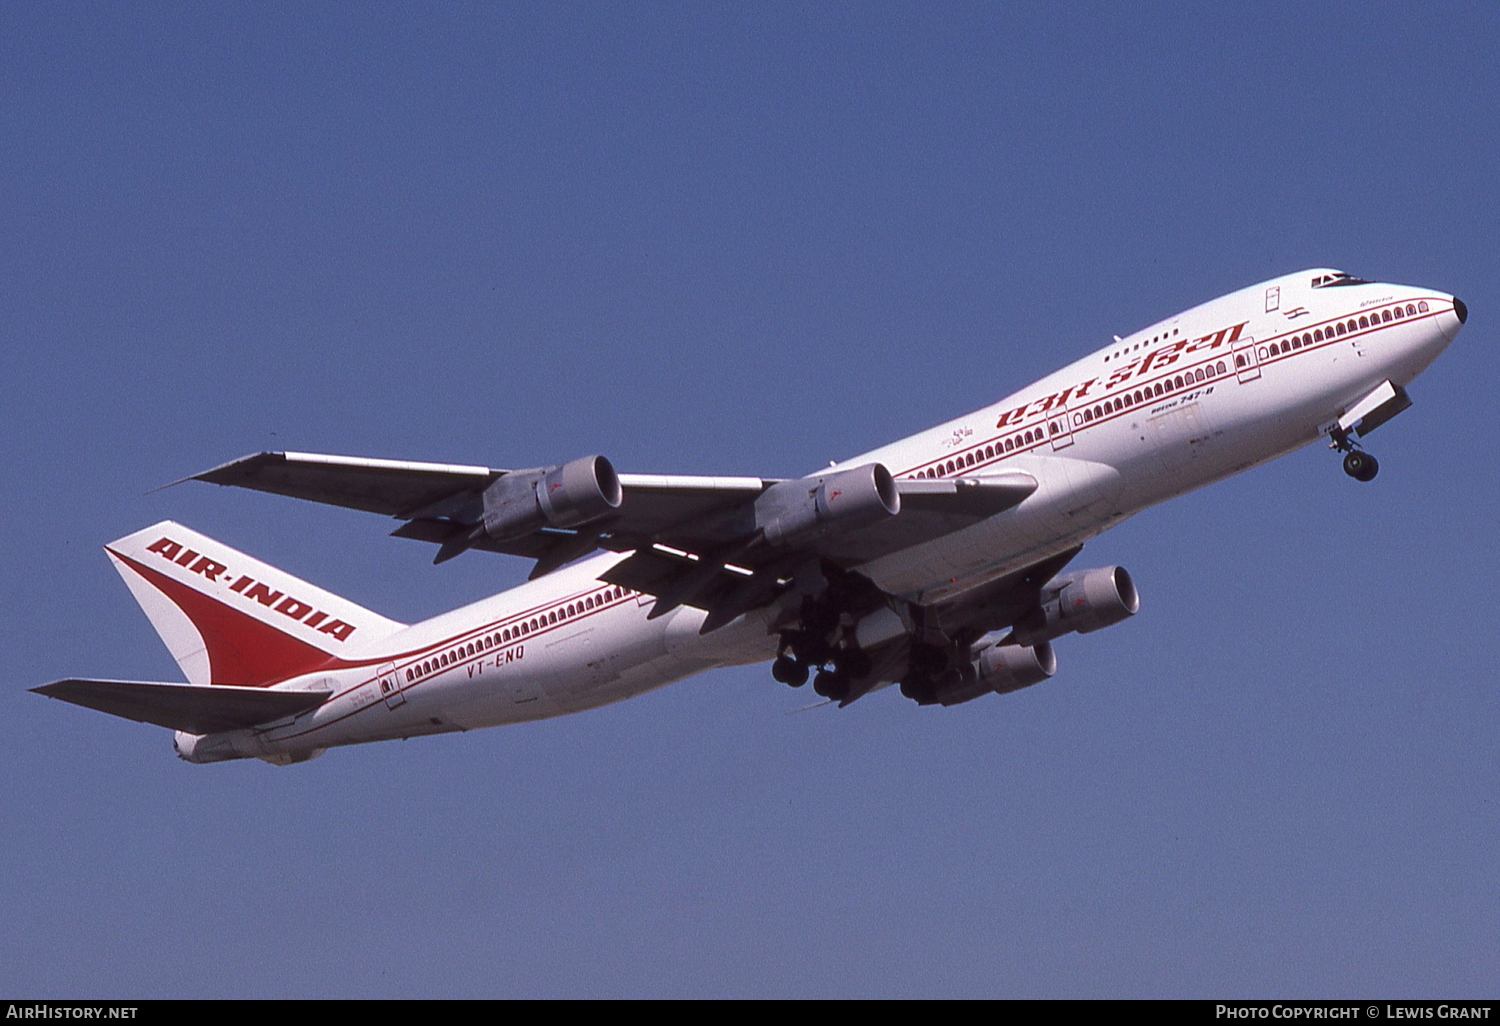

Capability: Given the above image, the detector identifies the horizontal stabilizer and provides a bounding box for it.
[32,678,331,735]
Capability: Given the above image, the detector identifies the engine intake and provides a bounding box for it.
[481,455,622,541]
[1008,565,1139,647]
[759,463,900,546]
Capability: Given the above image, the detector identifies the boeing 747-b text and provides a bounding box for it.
[35,269,1467,764]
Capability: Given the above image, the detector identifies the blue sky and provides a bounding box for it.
[3,2,1496,997]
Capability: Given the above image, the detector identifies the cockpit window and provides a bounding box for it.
[1311,272,1372,288]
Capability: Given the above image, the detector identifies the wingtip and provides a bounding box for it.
[144,475,194,496]
[145,452,286,495]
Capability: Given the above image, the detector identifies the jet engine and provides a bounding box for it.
[1007,566,1139,647]
[758,463,900,546]
[974,638,1058,695]
[904,636,1057,706]
[479,455,623,541]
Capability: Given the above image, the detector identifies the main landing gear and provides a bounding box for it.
[772,645,872,702]
[773,620,877,702]
[1330,428,1379,482]
[771,654,808,688]
[771,572,886,702]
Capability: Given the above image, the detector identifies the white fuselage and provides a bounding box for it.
[176,269,1464,763]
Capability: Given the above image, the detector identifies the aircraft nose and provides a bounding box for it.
[1437,295,1467,343]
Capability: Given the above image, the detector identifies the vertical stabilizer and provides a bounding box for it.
[106,521,406,687]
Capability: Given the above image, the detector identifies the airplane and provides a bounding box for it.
[34,269,1467,765]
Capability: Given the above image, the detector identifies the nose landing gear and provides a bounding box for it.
[1330,427,1379,482]
[1342,450,1379,482]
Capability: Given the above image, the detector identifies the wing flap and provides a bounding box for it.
[32,679,332,735]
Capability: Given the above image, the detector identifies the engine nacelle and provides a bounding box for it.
[924,639,1056,706]
[974,639,1057,695]
[759,463,900,546]
[1008,565,1139,647]
[480,455,622,541]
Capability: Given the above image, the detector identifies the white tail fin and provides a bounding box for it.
[106,521,406,687]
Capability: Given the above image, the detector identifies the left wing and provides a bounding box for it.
[191,450,1038,628]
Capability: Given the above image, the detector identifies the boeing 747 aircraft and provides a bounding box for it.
[35,269,1467,764]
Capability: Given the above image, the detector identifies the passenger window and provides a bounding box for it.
[1336,323,1346,336]
[1419,300,1429,312]
[1359,316,1368,329]
[1382,309,1391,322]
[1407,304,1416,315]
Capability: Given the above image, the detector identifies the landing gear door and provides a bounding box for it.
[377,662,405,709]
[1234,335,1260,382]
